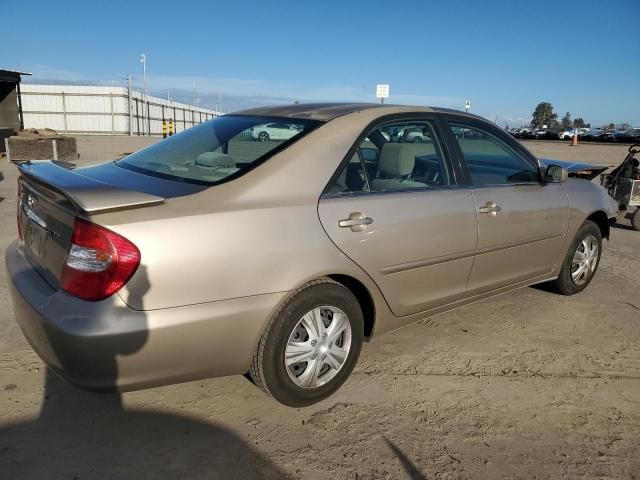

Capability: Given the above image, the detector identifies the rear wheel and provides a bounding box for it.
[249,280,364,407]
[554,220,602,295]
[632,208,640,231]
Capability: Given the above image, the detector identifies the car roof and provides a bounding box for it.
[232,102,494,123]
[234,103,386,121]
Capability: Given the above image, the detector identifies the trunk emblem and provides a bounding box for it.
[22,193,60,239]
[27,193,37,208]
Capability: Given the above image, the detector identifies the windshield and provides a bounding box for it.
[117,115,320,185]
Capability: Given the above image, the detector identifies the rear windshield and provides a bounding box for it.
[117,115,320,185]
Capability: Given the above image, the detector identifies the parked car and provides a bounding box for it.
[6,103,618,407]
[559,128,589,139]
[604,129,628,142]
[533,129,547,138]
[539,129,561,140]
[515,128,534,139]
[604,128,640,143]
[251,122,299,141]
[583,128,606,141]
[623,128,640,142]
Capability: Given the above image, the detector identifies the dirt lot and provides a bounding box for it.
[0,137,638,479]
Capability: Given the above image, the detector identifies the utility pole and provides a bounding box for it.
[127,74,133,136]
[140,53,147,135]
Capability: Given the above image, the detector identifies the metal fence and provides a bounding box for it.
[20,84,221,136]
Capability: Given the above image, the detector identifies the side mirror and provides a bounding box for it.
[545,164,569,183]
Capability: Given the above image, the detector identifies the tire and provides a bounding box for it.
[632,208,640,231]
[249,279,364,407]
[554,220,602,295]
[413,137,423,143]
[258,131,269,142]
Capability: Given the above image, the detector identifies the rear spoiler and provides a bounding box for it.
[16,160,165,214]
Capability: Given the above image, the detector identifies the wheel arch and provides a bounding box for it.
[586,210,611,240]
[326,274,376,339]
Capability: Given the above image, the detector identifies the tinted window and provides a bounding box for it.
[325,119,451,194]
[118,115,319,185]
[449,123,539,185]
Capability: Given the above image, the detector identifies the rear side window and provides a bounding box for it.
[449,123,539,185]
[118,115,320,185]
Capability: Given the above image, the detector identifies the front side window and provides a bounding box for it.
[449,123,539,185]
[118,115,319,185]
[325,119,452,194]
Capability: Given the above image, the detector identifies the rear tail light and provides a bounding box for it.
[61,218,141,301]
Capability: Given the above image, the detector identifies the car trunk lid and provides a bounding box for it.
[16,160,165,290]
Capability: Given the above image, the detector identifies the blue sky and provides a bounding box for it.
[4,0,639,126]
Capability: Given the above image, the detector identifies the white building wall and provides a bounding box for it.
[20,84,220,136]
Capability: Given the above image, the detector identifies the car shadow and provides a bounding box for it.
[529,281,558,294]
[1,265,289,479]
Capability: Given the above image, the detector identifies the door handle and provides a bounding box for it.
[338,212,373,232]
[478,201,502,216]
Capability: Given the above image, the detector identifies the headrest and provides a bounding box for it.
[195,152,235,168]
[378,143,415,177]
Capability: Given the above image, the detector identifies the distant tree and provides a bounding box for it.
[608,123,615,129]
[505,123,509,131]
[560,112,572,129]
[617,123,630,130]
[531,102,558,129]
[573,117,586,128]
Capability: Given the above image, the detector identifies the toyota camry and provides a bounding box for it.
[6,103,618,406]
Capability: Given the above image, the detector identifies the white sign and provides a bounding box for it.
[464,100,471,110]
[376,84,390,99]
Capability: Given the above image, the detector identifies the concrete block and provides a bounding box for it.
[6,135,77,162]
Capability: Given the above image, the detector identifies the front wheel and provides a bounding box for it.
[258,131,269,141]
[249,280,364,407]
[554,220,602,295]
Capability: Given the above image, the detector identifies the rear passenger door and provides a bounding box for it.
[318,116,478,317]
[446,119,569,294]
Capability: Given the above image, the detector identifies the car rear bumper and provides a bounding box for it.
[5,240,286,391]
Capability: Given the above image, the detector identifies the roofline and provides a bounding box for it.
[0,69,32,76]
[230,102,502,125]
[232,102,385,122]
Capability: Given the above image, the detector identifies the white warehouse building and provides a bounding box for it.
[20,84,220,136]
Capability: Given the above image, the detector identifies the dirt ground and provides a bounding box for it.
[0,136,638,479]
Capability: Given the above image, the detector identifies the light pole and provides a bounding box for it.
[140,53,147,135]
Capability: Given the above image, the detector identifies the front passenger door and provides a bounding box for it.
[448,121,569,294]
